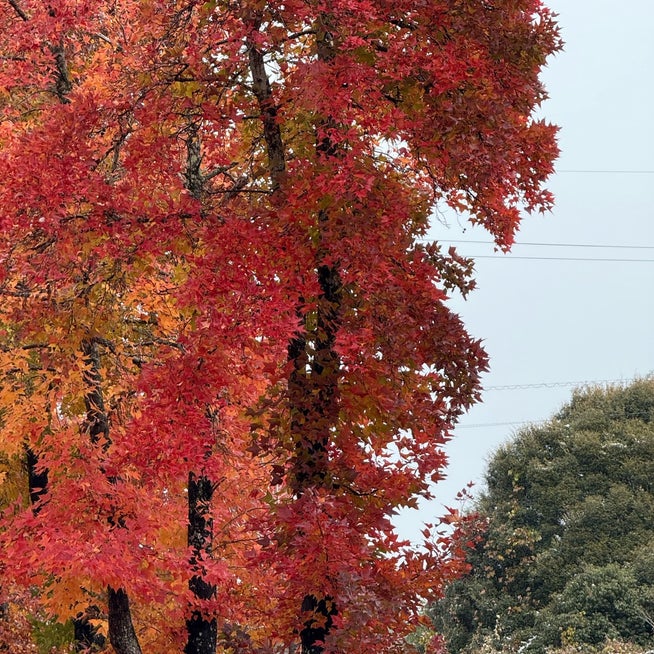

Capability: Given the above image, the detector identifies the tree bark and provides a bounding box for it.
[81,338,110,448]
[108,587,142,654]
[296,18,342,654]
[185,472,218,654]
[179,113,218,654]
[81,338,142,654]
[247,28,286,192]
[247,13,342,652]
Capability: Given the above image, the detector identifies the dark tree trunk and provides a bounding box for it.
[295,18,342,654]
[185,472,217,654]
[180,101,218,654]
[186,611,218,654]
[81,338,110,448]
[247,24,286,192]
[108,587,142,654]
[248,14,341,651]
[81,338,142,654]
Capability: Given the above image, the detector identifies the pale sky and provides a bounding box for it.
[397,0,654,541]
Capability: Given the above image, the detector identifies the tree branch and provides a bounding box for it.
[7,0,28,21]
[246,24,286,191]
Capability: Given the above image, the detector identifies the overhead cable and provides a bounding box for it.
[484,378,632,391]
[456,420,536,429]
[471,255,653,262]
[435,240,654,250]
[557,169,654,174]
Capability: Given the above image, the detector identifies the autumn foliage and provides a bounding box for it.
[0,0,560,652]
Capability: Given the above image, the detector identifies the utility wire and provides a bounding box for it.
[471,255,654,262]
[458,412,652,430]
[435,240,654,250]
[484,378,632,391]
[557,169,654,174]
[416,239,654,260]
[456,420,537,429]
[455,378,651,429]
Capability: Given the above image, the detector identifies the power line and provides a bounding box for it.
[484,378,632,391]
[471,255,654,262]
[557,169,654,174]
[456,420,537,430]
[457,411,652,430]
[455,378,651,429]
[435,240,654,250]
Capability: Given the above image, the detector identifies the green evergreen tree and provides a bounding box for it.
[428,378,654,654]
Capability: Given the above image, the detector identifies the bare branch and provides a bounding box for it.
[203,162,238,182]
[94,32,113,47]
[285,28,315,41]
[7,0,29,21]
[50,41,72,103]
[246,24,286,191]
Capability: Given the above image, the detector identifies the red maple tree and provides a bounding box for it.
[0,1,560,652]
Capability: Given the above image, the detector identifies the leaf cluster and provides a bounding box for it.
[0,0,560,650]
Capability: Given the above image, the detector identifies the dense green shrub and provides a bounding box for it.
[428,379,654,654]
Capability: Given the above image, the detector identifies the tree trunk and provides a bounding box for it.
[295,17,342,653]
[108,587,142,654]
[185,472,217,654]
[180,115,218,654]
[247,12,342,651]
[82,338,142,654]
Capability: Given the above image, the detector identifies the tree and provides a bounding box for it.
[429,379,654,654]
[0,1,560,652]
